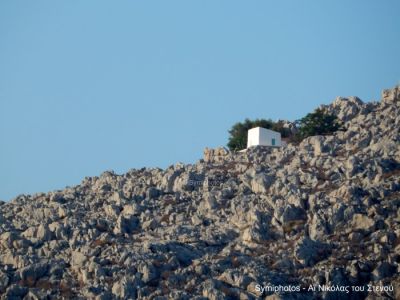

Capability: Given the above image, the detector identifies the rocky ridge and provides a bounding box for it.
[0,86,400,299]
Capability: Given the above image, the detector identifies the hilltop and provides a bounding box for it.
[0,86,399,299]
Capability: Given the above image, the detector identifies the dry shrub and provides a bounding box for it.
[92,239,109,247]
[60,280,75,298]
[35,278,54,290]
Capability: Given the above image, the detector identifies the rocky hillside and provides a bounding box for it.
[1,86,400,300]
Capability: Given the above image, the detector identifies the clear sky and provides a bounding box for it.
[1,1,399,201]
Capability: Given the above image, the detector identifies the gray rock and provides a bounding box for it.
[138,262,158,283]
[141,219,159,231]
[146,187,160,199]
[3,284,28,298]
[0,231,18,248]
[22,224,53,242]
[382,85,400,104]
[174,171,204,192]
[309,213,330,240]
[324,96,364,122]
[203,147,229,163]
[295,237,330,266]
[372,262,396,280]
[123,203,142,216]
[71,250,88,267]
[112,276,137,299]
[279,204,306,224]
[114,214,140,234]
[19,262,49,281]
[0,271,9,292]
[250,173,275,194]
[307,136,330,155]
[218,270,252,289]
[351,213,375,232]
[161,168,183,192]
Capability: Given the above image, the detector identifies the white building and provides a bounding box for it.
[247,127,282,148]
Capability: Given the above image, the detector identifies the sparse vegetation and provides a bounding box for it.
[296,108,343,140]
[227,108,343,149]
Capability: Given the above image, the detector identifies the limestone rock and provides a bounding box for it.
[19,262,49,282]
[382,85,400,104]
[112,276,137,299]
[0,271,9,292]
[351,213,375,232]
[250,173,274,194]
[295,237,330,266]
[114,214,140,234]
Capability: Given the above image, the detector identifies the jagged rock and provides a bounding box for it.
[200,192,218,211]
[174,171,204,192]
[3,284,28,298]
[295,237,330,266]
[138,262,158,283]
[19,262,49,282]
[323,96,364,122]
[0,271,9,292]
[242,212,272,244]
[382,85,400,104]
[246,282,263,297]
[304,136,330,155]
[242,224,270,244]
[112,276,137,299]
[218,270,252,289]
[0,231,18,248]
[309,213,330,240]
[141,219,158,231]
[202,279,225,300]
[146,187,160,199]
[114,214,140,234]
[372,262,396,280]
[123,203,142,216]
[351,213,375,232]
[204,147,229,163]
[36,224,53,241]
[279,204,306,225]
[22,224,53,242]
[250,173,275,194]
[71,250,88,267]
[160,168,183,192]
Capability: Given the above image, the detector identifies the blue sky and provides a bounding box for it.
[1,1,399,201]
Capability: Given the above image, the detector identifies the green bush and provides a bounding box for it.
[296,108,343,140]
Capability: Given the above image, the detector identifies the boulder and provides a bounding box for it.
[279,204,307,225]
[0,271,9,292]
[351,214,375,232]
[113,215,140,234]
[160,168,183,192]
[19,262,49,282]
[112,276,137,299]
[71,250,88,267]
[138,262,158,283]
[204,147,229,163]
[250,173,275,194]
[328,96,364,122]
[22,224,53,242]
[382,85,400,104]
[372,262,396,280]
[295,237,330,266]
